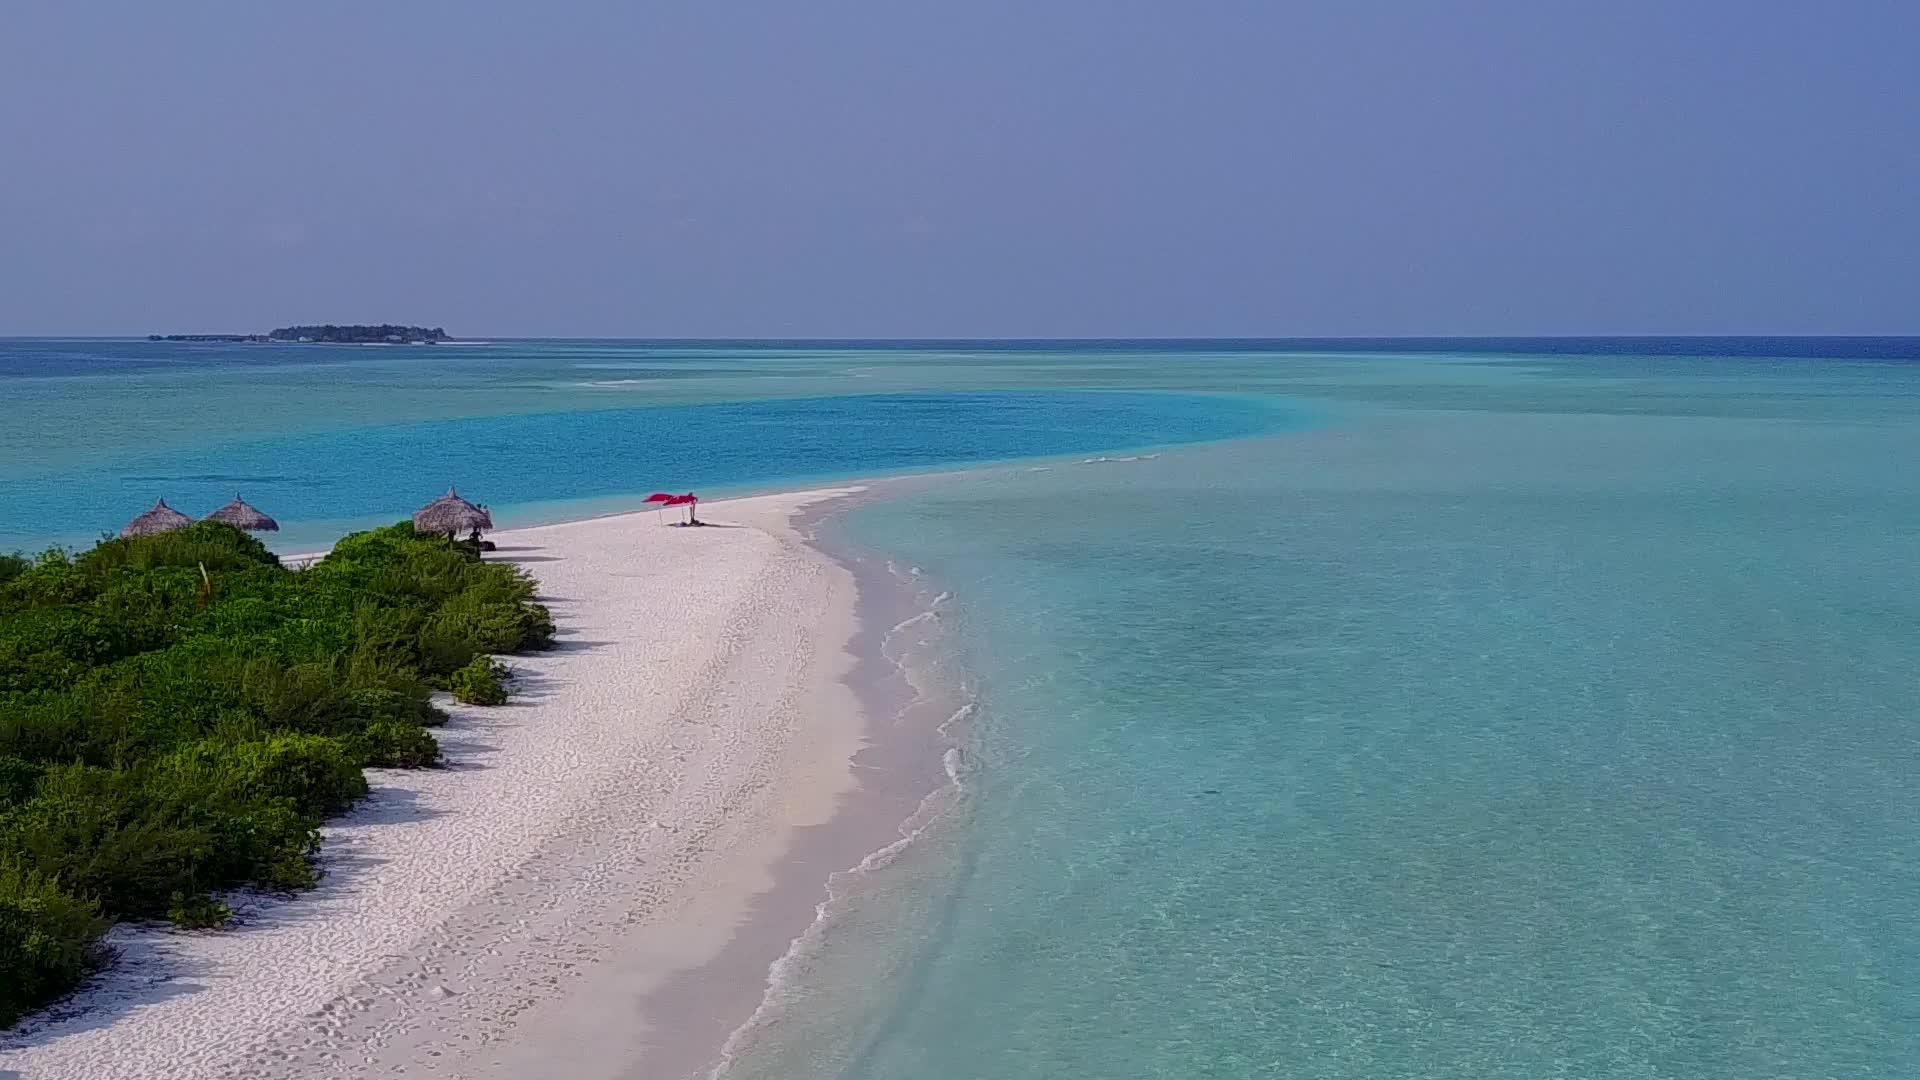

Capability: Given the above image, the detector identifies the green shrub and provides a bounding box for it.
[520,604,556,650]
[1,550,93,611]
[0,860,107,1027]
[0,756,41,809]
[351,720,441,769]
[0,639,91,696]
[166,891,232,929]
[76,521,279,575]
[0,608,126,670]
[0,519,552,1023]
[162,735,369,819]
[449,657,510,705]
[0,553,30,588]
[194,798,322,894]
[348,684,433,725]
[1,764,230,920]
[317,521,424,568]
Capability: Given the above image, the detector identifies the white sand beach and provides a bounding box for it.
[0,489,874,1080]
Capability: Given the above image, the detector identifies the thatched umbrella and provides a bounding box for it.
[203,495,279,532]
[413,487,490,537]
[120,499,192,537]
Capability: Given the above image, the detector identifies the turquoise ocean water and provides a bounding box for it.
[5,337,1917,1076]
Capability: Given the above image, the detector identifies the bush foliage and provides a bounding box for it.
[449,657,510,706]
[0,520,550,1025]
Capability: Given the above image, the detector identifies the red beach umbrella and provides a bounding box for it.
[644,491,677,525]
[641,492,699,524]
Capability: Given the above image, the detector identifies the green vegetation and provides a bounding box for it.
[0,860,108,1027]
[0,520,551,1026]
[268,324,449,344]
[449,657,510,706]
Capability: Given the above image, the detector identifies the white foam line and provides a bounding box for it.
[704,718,975,1080]
[888,610,937,635]
[704,573,977,1080]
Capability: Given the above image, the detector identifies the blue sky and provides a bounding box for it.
[1,2,1914,336]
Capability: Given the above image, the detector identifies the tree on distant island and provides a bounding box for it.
[267,324,450,344]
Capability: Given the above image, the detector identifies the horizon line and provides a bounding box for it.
[6,332,1920,343]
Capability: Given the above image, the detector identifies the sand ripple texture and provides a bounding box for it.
[0,489,864,1080]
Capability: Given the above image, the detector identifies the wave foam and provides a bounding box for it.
[706,573,975,1080]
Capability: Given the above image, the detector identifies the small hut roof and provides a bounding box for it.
[413,487,490,534]
[120,499,193,537]
[203,496,280,532]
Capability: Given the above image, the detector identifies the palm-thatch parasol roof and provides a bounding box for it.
[120,499,193,537]
[413,487,491,535]
[203,495,279,532]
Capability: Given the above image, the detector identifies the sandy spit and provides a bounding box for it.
[0,488,870,1080]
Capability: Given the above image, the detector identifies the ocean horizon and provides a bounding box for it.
[5,336,1918,1077]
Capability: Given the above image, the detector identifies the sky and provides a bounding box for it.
[1,1,1915,337]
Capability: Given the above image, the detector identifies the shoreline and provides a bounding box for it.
[0,482,964,1080]
[698,495,980,1080]
[468,481,970,1080]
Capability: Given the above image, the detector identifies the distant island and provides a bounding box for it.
[149,324,450,344]
[271,324,450,344]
